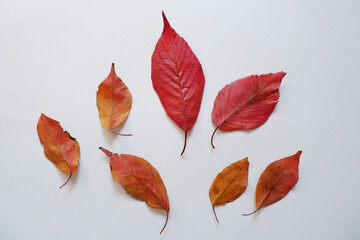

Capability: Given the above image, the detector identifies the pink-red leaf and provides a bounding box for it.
[243,151,301,216]
[151,11,205,155]
[211,72,286,148]
[99,147,170,234]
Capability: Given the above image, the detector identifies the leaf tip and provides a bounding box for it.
[275,71,287,80]
[110,63,115,74]
[99,147,113,157]
[162,11,170,30]
[295,150,302,163]
[39,113,48,120]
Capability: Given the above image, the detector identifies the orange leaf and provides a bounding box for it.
[99,147,170,234]
[244,151,302,216]
[96,63,132,135]
[37,113,80,188]
[209,158,249,222]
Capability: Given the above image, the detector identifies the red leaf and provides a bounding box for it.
[151,11,205,155]
[211,72,286,148]
[243,151,301,216]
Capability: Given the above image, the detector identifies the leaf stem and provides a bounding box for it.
[242,209,259,216]
[210,126,219,149]
[213,205,219,223]
[109,130,132,136]
[180,132,187,156]
[59,174,72,189]
[160,211,169,234]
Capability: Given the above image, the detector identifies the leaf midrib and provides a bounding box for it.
[160,34,189,131]
[213,163,245,205]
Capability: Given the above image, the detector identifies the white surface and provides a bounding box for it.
[1,0,360,239]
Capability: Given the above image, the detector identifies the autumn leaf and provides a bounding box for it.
[96,63,132,136]
[243,151,302,216]
[37,113,80,188]
[209,158,249,223]
[211,72,286,148]
[99,147,170,234]
[151,11,205,155]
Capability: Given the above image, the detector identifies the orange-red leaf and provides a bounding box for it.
[151,12,205,155]
[211,72,286,148]
[209,158,249,222]
[99,147,170,234]
[37,113,80,188]
[244,151,302,216]
[96,63,132,135]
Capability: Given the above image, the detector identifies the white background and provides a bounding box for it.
[1,0,360,239]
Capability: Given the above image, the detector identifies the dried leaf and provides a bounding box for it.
[151,11,205,155]
[209,158,249,222]
[243,151,302,216]
[37,113,80,188]
[99,147,170,234]
[96,63,132,136]
[211,72,286,148]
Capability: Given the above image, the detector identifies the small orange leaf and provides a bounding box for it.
[209,158,249,222]
[99,147,170,234]
[37,113,80,188]
[96,63,132,135]
[244,151,302,216]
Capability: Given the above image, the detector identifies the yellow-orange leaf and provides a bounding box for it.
[209,158,249,222]
[96,63,132,134]
[99,147,170,234]
[37,113,80,188]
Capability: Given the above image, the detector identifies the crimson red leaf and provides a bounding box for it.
[211,72,286,148]
[151,11,205,155]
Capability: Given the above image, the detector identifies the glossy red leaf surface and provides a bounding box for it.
[151,12,205,155]
[211,72,286,148]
